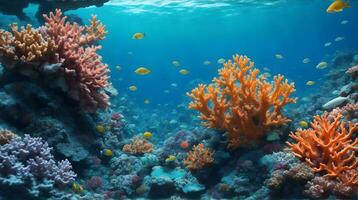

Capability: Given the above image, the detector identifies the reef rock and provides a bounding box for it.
[0,0,109,21]
[144,166,204,198]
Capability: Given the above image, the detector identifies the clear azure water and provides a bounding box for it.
[17,0,358,106]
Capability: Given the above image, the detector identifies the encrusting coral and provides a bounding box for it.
[122,137,154,155]
[0,9,110,112]
[184,143,214,170]
[0,129,18,145]
[287,113,358,186]
[188,54,296,149]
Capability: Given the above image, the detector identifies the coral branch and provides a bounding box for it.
[287,113,358,186]
[184,143,214,170]
[188,54,296,149]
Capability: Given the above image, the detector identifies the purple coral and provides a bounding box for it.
[0,134,76,189]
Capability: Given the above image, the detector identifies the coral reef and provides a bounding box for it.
[287,113,358,186]
[0,134,76,197]
[123,137,154,155]
[188,54,296,149]
[184,143,214,170]
[0,9,110,112]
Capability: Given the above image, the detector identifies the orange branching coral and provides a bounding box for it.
[286,113,358,186]
[84,15,107,42]
[184,143,214,170]
[122,137,154,155]
[188,54,296,149]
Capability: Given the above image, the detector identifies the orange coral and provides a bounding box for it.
[122,137,153,155]
[184,143,214,170]
[286,113,358,186]
[188,54,296,149]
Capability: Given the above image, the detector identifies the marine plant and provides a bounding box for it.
[188,54,296,149]
[0,9,110,112]
[286,113,358,186]
[184,143,214,170]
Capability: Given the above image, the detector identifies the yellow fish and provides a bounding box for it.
[72,183,84,193]
[128,85,137,91]
[316,62,328,69]
[172,60,181,67]
[132,32,145,40]
[135,67,151,75]
[165,155,176,162]
[203,60,212,65]
[101,149,113,157]
[143,131,153,138]
[179,69,189,75]
[326,0,350,13]
[306,81,315,86]
[96,124,105,134]
[299,121,308,128]
[275,54,284,59]
[217,58,226,64]
[144,99,150,104]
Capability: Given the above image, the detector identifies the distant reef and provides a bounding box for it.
[0,0,109,21]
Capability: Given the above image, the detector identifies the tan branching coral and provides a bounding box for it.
[184,143,214,170]
[287,113,358,186]
[122,137,153,155]
[0,129,18,145]
[0,24,57,64]
[9,23,57,62]
[188,54,296,149]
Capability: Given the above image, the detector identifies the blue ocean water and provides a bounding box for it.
[63,0,358,106]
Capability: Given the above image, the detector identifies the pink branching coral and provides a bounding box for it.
[43,9,109,112]
[0,9,110,112]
